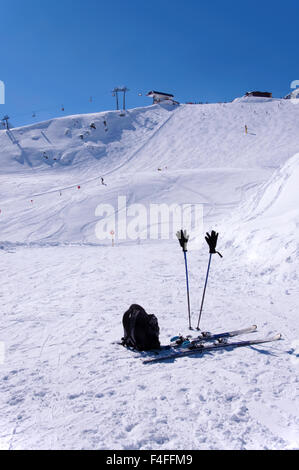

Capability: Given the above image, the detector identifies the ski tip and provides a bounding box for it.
[266,333,282,342]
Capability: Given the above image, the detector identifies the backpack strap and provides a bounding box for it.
[123,310,139,349]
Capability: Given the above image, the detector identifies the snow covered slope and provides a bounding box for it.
[1,99,299,248]
[0,99,298,450]
[224,151,299,280]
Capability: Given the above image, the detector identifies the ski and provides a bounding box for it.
[115,325,258,353]
[169,324,257,349]
[143,334,282,364]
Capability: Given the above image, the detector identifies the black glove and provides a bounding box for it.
[205,230,223,258]
[176,229,189,253]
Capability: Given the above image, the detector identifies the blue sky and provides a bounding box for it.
[1,0,299,127]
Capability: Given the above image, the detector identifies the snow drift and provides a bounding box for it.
[224,152,299,280]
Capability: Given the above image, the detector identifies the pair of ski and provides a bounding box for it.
[143,325,281,364]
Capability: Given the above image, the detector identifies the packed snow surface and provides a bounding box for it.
[0,100,298,449]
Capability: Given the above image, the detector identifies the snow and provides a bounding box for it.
[223,152,299,281]
[0,99,298,449]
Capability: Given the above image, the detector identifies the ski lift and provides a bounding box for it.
[61,105,65,112]
[2,115,10,130]
[32,112,36,118]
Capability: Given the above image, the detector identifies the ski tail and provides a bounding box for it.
[144,334,282,364]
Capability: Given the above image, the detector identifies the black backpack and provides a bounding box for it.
[122,304,160,351]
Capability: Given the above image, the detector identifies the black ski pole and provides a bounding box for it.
[176,230,192,330]
[196,230,223,331]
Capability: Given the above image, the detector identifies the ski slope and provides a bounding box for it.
[0,99,298,450]
[1,98,299,247]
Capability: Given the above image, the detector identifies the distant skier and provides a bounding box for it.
[245,125,248,135]
[103,120,108,132]
[90,123,96,130]
[100,177,107,186]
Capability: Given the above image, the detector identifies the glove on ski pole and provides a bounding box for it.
[197,230,223,330]
[205,230,223,258]
[176,230,192,330]
[176,229,189,253]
